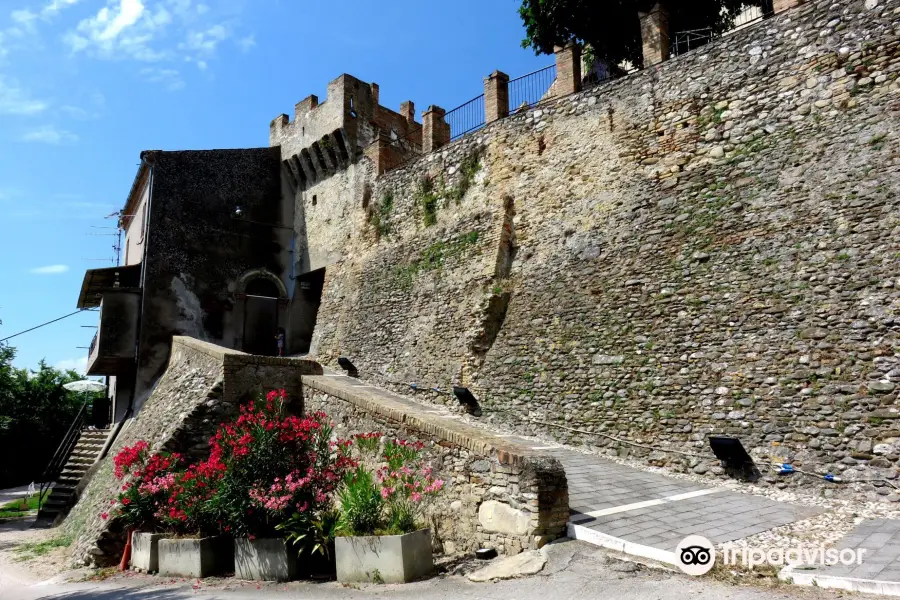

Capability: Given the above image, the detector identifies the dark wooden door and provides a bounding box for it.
[243,295,279,356]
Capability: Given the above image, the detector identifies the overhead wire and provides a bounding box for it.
[0,309,97,344]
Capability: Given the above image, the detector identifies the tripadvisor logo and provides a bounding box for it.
[675,535,868,576]
[676,535,716,576]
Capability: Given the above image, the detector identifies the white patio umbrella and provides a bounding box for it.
[63,379,107,429]
[63,380,107,393]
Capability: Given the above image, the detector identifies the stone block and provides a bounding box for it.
[478,500,531,536]
[335,529,433,584]
[158,537,235,578]
[234,538,298,582]
[130,532,162,573]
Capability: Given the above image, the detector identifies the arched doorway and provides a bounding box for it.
[240,274,284,356]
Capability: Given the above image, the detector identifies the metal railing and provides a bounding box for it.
[88,331,98,359]
[671,27,715,57]
[446,94,486,140]
[38,399,89,505]
[732,4,765,29]
[508,64,557,114]
[671,3,773,57]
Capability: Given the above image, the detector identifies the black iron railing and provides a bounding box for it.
[38,399,89,504]
[88,331,98,358]
[671,27,715,56]
[508,64,557,114]
[446,94,486,141]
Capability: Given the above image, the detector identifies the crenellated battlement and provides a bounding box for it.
[270,74,422,190]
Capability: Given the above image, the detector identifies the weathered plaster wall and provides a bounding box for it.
[302,375,569,556]
[307,0,900,495]
[136,148,289,404]
[64,337,322,567]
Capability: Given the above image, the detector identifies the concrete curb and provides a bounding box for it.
[779,564,900,597]
[567,523,678,567]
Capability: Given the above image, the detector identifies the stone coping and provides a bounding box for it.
[172,336,323,374]
[302,374,536,466]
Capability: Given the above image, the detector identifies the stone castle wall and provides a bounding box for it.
[302,375,569,555]
[64,337,321,566]
[306,0,900,495]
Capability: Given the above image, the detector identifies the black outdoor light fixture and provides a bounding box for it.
[708,436,755,476]
[337,357,358,378]
[453,386,482,418]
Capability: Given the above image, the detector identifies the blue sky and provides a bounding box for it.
[0,0,551,373]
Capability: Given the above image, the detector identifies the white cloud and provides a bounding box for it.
[237,33,254,52]
[180,23,228,55]
[64,0,173,61]
[21,125,78,144]
[56,356,88,374]
[11,9,39,26]
[141,66,183,90]
[42,0,83,17]
[0,76,49,114]
[30,264,70,274]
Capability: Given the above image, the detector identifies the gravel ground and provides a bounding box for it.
[0,517,86,586]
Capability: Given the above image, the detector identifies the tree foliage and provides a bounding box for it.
[519,0,766,67]
[0,320,95,487]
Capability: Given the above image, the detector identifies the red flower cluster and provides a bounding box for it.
[113,440,150,479]
[107,442,183,530]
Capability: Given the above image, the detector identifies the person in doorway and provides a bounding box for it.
[275,328,286,357]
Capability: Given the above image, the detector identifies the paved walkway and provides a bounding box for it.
[497,435,823,561]
[314,370,824,564]
[783,519,900,594]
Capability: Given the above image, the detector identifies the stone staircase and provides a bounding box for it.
[36,429,110,527]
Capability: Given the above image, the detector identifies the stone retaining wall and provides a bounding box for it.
[302,375,569,556]
[306,0,900,497]
[64,337,321,567]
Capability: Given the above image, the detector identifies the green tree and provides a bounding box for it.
[0,321,93,487]
[519,0,765,67]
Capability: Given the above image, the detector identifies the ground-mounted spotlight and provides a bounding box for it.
[337,357,358,378]
[452,386,482,417]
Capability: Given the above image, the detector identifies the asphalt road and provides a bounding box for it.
[0,540,855,600]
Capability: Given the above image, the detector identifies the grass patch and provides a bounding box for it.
[14,535,73,561]
[0,495,44,520]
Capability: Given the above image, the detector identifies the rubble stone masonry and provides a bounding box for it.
[302,376,569,555]
[64,338,321,567]
[308,0,900,498]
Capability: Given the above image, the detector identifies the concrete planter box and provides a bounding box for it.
[234,538,297,582]
[130,532,162,572]
[158,536,235,578]
[335,529,433,584]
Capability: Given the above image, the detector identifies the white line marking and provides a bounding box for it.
[568,523,678,566]
[579,488,722,518]
[531,446,557,450]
